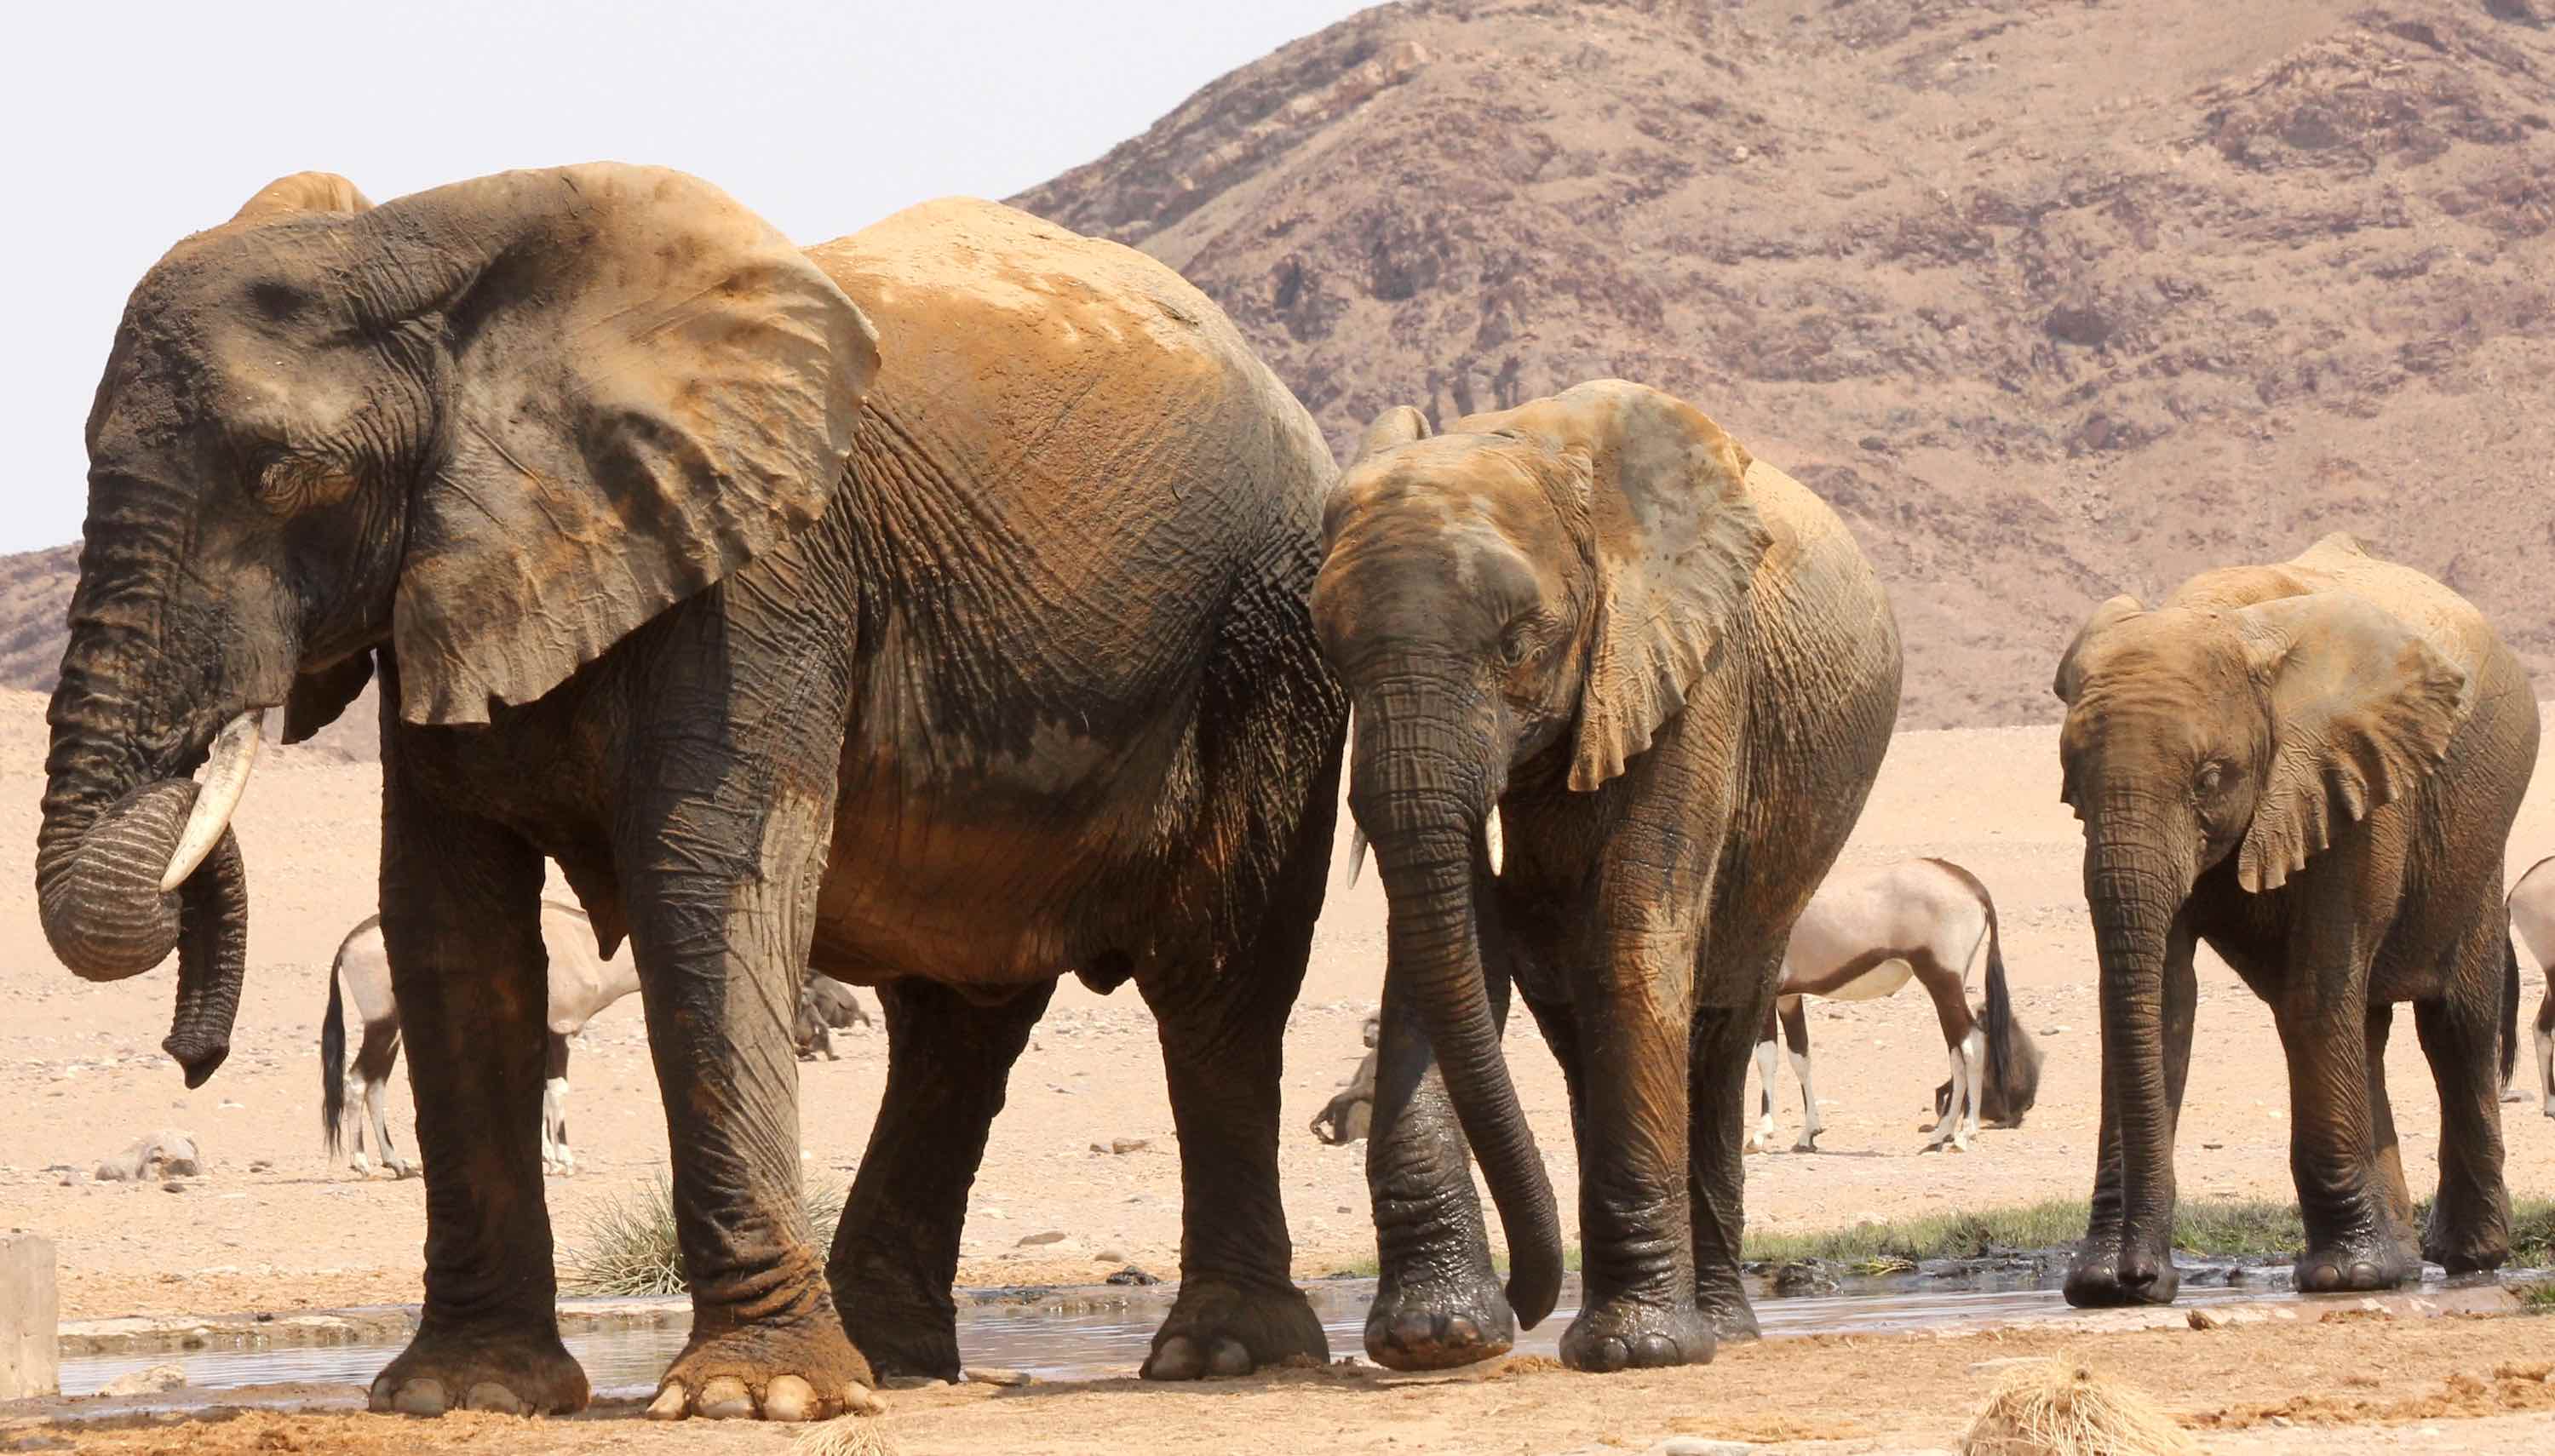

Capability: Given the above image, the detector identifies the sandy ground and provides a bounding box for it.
[4,689,2555,1448]
[15,1310,2555,1455]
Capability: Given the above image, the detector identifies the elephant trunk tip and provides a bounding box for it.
[164,1031,230,1088]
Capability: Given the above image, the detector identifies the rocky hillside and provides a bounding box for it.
[10,1,2552,735]
[1014,0,2555,727]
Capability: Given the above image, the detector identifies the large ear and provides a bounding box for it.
[227,172,374,225]
[1530,383,1769,792]
[2232,592,2472,893]
[2053,594,2144,706]
[372,164,881,724]
[1353,404,1431,462]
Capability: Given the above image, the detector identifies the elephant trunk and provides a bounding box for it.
[2085,824,2191,1290]
[36,536,261,1084]
[1351,693,1565,1328]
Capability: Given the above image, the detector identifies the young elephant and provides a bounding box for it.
[1315,381,1901,1373]
[2053,533,2537,1307]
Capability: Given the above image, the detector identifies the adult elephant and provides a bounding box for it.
[37,166,1343,1419]
[2053,533,2535,1306]
[1312,381,1901,1373]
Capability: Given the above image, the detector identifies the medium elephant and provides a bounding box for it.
[1312,381,1902,1373]
[37,166,1342,1418]
[2052,532,2536,1307]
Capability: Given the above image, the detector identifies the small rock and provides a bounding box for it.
[964,1367,1032,1387]
[99,1363,187,1396]
[1857,434,1889,453]
[881,1374,952,1390]
[1648,1439,1755,1456]
[162,1182,187,1194]
[1107,1266,1162,1287]
[95,1130,201,1183]
[1017,1230,1069,1247]
[2189,1308,2229,1329]
[2047,1025,2070,1035]
[1094,1248,1128,1264]
[1111,1138,1149,1155]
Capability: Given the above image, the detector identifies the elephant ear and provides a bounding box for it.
[1558,384,1771,792]
[2053,594,2145,706]
[375,164,881,725]
[2233,592,2472,893]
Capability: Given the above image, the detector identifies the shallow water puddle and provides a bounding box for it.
[54,1265,2328,1401]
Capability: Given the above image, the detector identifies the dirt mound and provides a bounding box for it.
[1013,0,2555,727]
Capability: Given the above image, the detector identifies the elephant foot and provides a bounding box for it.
[840,1296,962,1385]
[2420,1212,2507,1277]
[2294,1239,2419,1294]
[1141,1278,1327,1381]
[1362,1260,1513,1371]
[369,1321,589,1416]
[646,1309,874,1421]
[1558,1295,1714,1373]
[2064,1233,2179,1308]
[1697,1280,1760,1344]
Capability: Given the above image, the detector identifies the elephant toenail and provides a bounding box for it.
[462,1382,524,1414]
[391,1379,449,1416]
[1444,1316,1481,1347]
[1633,1333,1678,1367]
[1208,1338,1253,1378]
[763,1375,816,1421]
[843,1383,885,1417]
[1391,1314,1438,1350]
[697,1376,755,1419]
[1145,1335,1204,1381]
[645,1384,690,1421]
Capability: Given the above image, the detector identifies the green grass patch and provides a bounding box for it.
[560,1175,847,1297]
[1743,1195,2555,1268]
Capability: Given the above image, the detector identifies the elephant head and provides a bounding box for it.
[2051,587,2468,1294]
[41,164,879,1085]
[1311,379,1771,1331]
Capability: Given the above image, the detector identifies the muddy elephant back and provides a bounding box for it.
[1739,457,1900,668]
[807,198,1332,537]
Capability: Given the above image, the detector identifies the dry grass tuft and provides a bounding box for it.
[1961,1356,2201,1456]
[793,1410,899,1456]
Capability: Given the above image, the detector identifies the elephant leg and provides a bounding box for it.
[1361,943,1520,1372]
[2362,1006,2420,1271]
[2275,973,2414,1293]
[368,787,587,1417]
[2414,921,2512,1273]
[1781,998,1820,1153]
[619,780,866,1422]
[827,977,1052,1382]
[1135,825,1329,1383]
[2068,919,2196,1307]
[1691,977,1780,1344]
[1559,947,1713,1373]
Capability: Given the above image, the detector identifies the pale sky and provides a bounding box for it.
[0,0,1378,553]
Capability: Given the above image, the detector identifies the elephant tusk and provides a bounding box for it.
[1484,807,1505,878]
[1343,704,1369,886]
[160,710,265,892]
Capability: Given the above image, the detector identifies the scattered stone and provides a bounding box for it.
[1647,1439,1756,1456]
[881,1374,952,1390]
[161,1182,187,1195]
[2188,1308,2229,1329]
[1016,1230,1069,1247]
[1106,1266,1162,1287]
[97,1362,187,1396]
[1857,435,1889,453]
[1771,1260,1835,1296]
[95,1131,201,1183]
[1094,1248,1128,1264]
[1108,1138,1151,1155]
[964,1366,1032,1387]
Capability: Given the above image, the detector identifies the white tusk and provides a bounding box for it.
[1484,808,1505,878]
[1343,704,1369,886]
[160,710,266,891]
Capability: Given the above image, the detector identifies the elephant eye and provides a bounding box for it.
[1497,625,1534,668]
[2195,761,2225,795]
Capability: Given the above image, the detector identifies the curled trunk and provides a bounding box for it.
[35,533,257,1084]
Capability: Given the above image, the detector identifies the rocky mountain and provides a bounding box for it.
[1013,0,2555,728]
[10,0,2552,736]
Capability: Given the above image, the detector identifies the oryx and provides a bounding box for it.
[2504,855,2555,1115]
[1750,857,2041,1153]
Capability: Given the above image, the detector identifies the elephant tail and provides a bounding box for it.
[321,949,347,1158]
[2502,931,2522,1093]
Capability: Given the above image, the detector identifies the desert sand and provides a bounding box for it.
[4,687,2554,1453]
